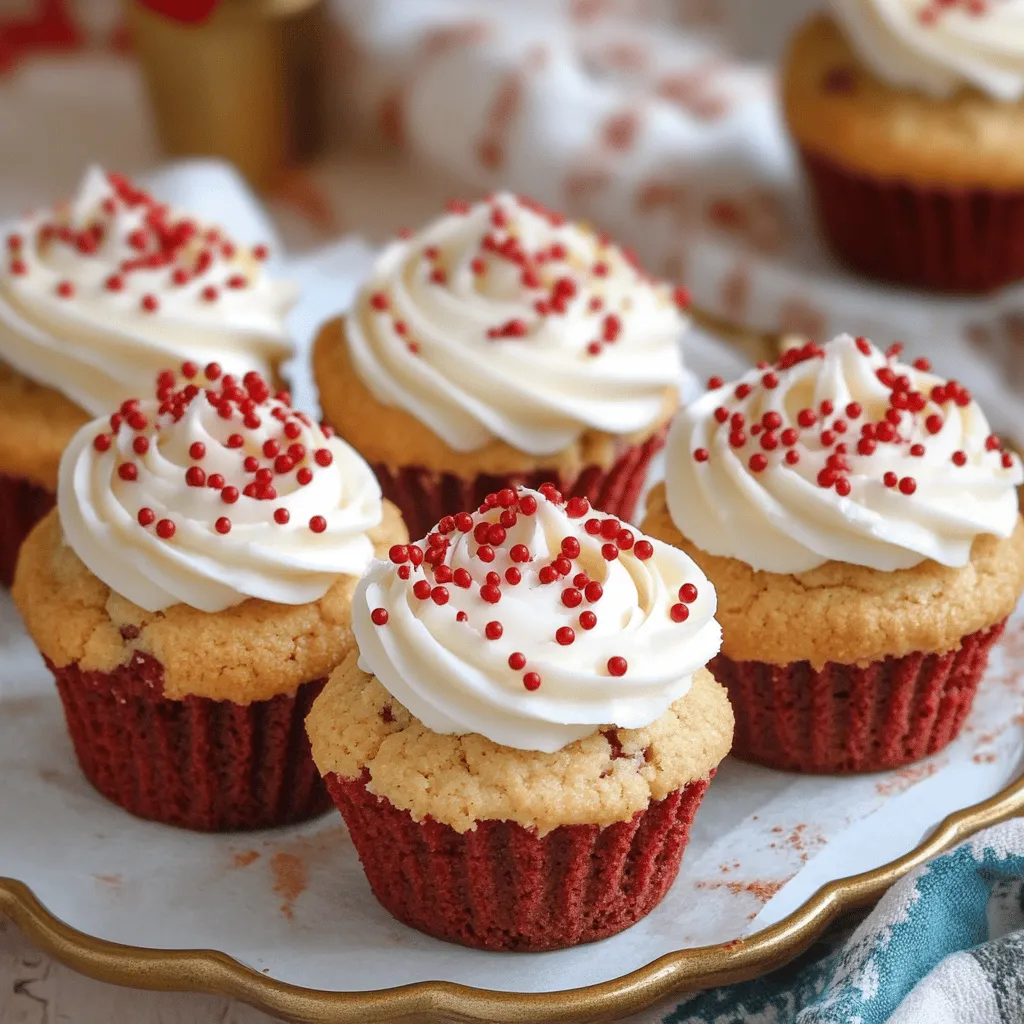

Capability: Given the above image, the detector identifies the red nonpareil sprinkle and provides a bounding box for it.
[673,286,690,310]
[477,544,495,563]
[156,518,176,539]
[729,430,746,448]
[835,477,852,497]
[215,517,232,535]
[480,584,501,604]
[523,672,542,691]
[519,494,538,515]
[371,608,389,626]
[201,286,218,303]
[430,267,447,285]
[714,406,730,424]
[910,444,926,457]
[431,586,450,605]
[185,466,206,488]
[952,450,967,466]
[898,476,917,495]
[274,508,290,525]
[555,626,575,646]
[453,568,472,589]
[141,294,159,313]
[309,515,327,533]
[221,486,239,504]
[509,544,531,563]
[456,611,469,622]
[562,588,583,608]
[749,453,768,472]
[820,430,836,447]
[389,544,409,564]
[538,565,558,585]
[1003,452,1015,469]
[913,357,931,372]
[565,496,589,518]
[369,292,389,311]
[797,409,817,429]
[735,383,752,400]
[785,450,800,465]
[617,529,634,550]
[781,428,799,446]
[132,436,149,455]
[584,581,604,603]
[505,567,522,585]
[857,438,876,456]
[314,448,333,467]
[584,519,602,536]
[207,474,224,490]
[412,580,432,600]
[118,463,138,482]
[601,543,619,560]
[189,441,206,460]
[137,507,155,527]
[707,376,724,390]
[883,472,898,488]
[55,280,75,298]
[434,565,454,584]
[508,651,527,670]
[762,372,779,390]
[607,656,628,677]
[634,540,653,560]
[679,583,698,603]
[670,603,690,623]
[93,434,112,452]
[455,512,474,533]
[561,536,581,559]
[693,447,710,463]
[855,336,871,356]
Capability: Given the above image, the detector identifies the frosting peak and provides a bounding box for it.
[1,167,296,416]
[665,334,1023,574]
[351,485,722,753]
[831,0,1024,101]
[346,192,687,456]
[58,363,383,613]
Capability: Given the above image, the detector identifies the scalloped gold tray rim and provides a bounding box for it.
[1,771,1021,1024]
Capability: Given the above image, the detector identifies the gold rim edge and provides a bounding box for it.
[2,774,1022,1024]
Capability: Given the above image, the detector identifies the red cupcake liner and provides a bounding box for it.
[0,472,55,588]
[367,426,667,542]
[800,149,1024,294]
[324,769,711,951]
[49,651,331,831]
[709,619,1006,774]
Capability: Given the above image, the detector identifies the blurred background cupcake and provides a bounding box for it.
[644,333,1024,773]
[313,192,689,539]
[0,166,297,586]
[783,3,1024,293]
[13,362,405,831]
[306,484,731,950]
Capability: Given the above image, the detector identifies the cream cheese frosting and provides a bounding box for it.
[344,192,687,456]
[665,334,1023,574]
[58,363,382,613]
[831,0,1024,101]
[0,166,296,417]
[350,485,721,753]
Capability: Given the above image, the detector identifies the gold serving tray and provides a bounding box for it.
[2,772,1022,1024]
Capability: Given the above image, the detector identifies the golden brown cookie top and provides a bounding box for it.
[306,654,733,835]
[0,364,86,490]
[783,14,1024,187]
[313,315,676,478]
[13,502,407,703]
[643,482,1024,668]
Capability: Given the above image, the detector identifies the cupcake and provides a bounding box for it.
[13,363,405,831]
[313,192,687,540]
[306,484,732,951]
[783,5,1024,293]
[0,167,296,585]
[643,334,1024,774]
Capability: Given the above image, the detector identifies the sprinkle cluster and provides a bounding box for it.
[5,171,269,313]
[368,193,690,359]
[692,337,1016,495]
[918,0,989,24]
[369,484,699,691]
[93,361,336,540]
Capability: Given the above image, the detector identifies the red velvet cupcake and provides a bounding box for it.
[0,167,296,585]
[13,363,405,831]
[306,485,732,951]
[644,334,1024,774]
[313,192,687,536]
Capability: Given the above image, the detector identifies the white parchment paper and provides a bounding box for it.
[0,164,1021,996]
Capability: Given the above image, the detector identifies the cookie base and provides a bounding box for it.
[709,620,1006,774]
[370,427,666,541]
[325,769,711,951]
[801,149,1024,294]
[0,473,54,587]
[50,652,330,831]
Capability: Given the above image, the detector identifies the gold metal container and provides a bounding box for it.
[126,0,328,192]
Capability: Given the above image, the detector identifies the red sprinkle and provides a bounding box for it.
[607,656,628,677]
[555,626,575,646]
[137,507,155,527]
[670,603,689,623]
[509,652,526,670]
[156,519,176,539]
[309,515,327,533]
[634,540,654,560]
[371,608,389,625]
[523,672,542,691]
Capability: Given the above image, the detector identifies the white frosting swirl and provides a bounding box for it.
[58,365,382,613]
[832,0,1024,101]
[0,167,296,417]
[665,334,1022,574]
[351,486,721,753]
[346,192,686,456]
